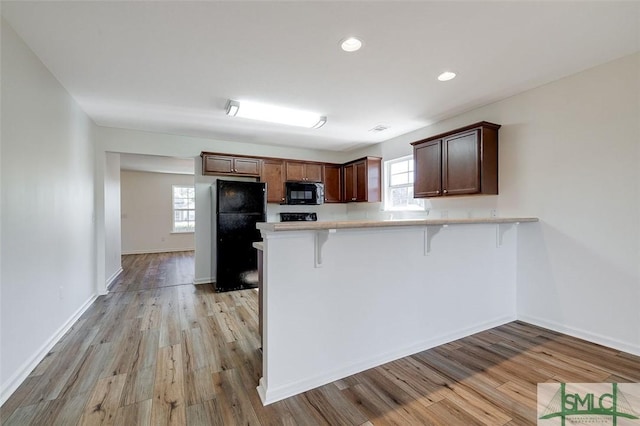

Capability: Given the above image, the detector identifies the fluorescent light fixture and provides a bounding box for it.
[340,37,363,52]
[437,71,457,82]
[226,100,326,129]
[226,101,239,116]
[312,116,327,129]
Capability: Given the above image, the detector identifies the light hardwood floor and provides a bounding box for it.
[108,251,195,292]
[2,253,639,425]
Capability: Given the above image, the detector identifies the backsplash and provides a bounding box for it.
[267,195,500,222]
[345,195,500,221]
[266,203,348,222]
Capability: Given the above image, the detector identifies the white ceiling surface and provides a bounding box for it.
[120,153,194,175]
[3,2,639,152]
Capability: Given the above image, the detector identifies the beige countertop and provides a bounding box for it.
[256,217,538,232]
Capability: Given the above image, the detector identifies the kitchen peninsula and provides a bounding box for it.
[255,216,538,405]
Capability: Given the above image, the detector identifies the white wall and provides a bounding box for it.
[120,170,195,254]
[104,152,122,286]
[0,20,98,403]
[259,222,519,403]
[359,53,640,354]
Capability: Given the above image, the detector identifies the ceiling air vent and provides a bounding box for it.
[369,125,389,133]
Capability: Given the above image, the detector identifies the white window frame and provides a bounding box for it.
[172,185,195,233]
[383,155,425,211]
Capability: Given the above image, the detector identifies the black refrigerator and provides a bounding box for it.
[215,180,266,292]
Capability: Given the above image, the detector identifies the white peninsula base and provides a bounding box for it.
[256,217,537,405]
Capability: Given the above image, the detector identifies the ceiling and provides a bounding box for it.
[120,153,194,175]
[2,1,639,152]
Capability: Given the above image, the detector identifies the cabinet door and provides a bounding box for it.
[344,164,355,202]
[261,160,285,203]
[354,161,367,201]
[414,140,442,197]
[342,158,381,203]
[323,165,342,203]
[204,155,234,174]
[233,158,261,176]
[365,158,382,203]
[305,164,323,182]
[443,130,480,195]
[285,162,305,181]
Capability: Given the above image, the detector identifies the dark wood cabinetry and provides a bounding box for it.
[285,161,323,182]
[261,160,285,203]
[414,140,442,197]
[412,122,500,198]
[201,152,382,204]
[343,157,382,203]
[323,164,342,203]
[202,154,261,177]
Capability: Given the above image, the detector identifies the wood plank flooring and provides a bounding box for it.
[2,253,639,425]
[108,251,195,292]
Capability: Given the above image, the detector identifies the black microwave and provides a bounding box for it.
[285,182,324,205]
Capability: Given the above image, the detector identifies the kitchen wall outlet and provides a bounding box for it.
[490,209,497,218]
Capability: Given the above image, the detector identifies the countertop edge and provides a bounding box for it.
[257,217,539,232]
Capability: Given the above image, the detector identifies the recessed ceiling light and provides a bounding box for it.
[340,37,363,52]
[437,71,457,82]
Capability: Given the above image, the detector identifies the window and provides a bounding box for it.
[384,156,425,211]
[172,185,195,232]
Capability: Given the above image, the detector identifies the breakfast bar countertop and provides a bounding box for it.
[256,216,539,232]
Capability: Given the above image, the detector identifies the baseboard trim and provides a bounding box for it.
[258,314,516,405]
[518,314,640,356]
[0,293,99,406]
[193,277,215,285]
[105,267,123,290]
[121,248,195,255]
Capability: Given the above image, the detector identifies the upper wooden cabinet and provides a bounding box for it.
[413,140,442,197]
[285,161,323,182]
[261,160,285,204]
[323,164,342,203]
[202,153,261,177]
[201,151,382,204]
[412,122,500,198]
[343,157,382,203]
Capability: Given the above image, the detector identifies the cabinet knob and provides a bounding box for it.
[443,189,448,194]
[436,190,440,194]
